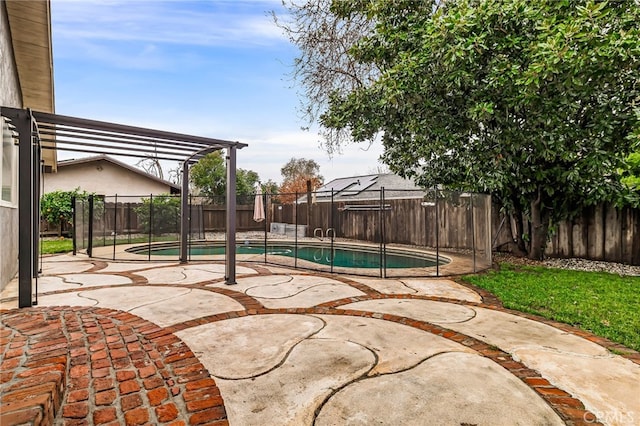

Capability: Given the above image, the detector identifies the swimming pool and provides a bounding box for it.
[128,242,447,269]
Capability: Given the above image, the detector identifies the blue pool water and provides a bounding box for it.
[137,244,445,269]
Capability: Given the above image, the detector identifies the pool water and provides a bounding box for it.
[141,244,443,269]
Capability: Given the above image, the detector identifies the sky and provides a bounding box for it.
[50,0,385,184]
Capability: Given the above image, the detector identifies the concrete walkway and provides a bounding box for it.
[1,254,639,425]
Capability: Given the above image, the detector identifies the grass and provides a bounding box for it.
[41,238,73,254]
[40,235,179,254]
[462,263,640,352]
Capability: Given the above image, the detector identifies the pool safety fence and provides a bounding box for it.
[72,189,492,277]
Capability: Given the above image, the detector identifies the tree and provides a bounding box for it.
[281,157,323,183]
[278,158,324,204]
[261,179,279,196]
[135,194,180,235]
[236,169,260,196]
[40,188,90,236]
[136,157,164,180]
[273,0,378,153]
[311,0,639,259]
[190,151,261,201]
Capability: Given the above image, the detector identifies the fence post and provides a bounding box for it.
[87,195,94,257]
[113,195,118,261]
[294,192,298,269]
[330,190,334,274]
[263,192,267,264]
[435,190,440,277]
[382,187,386,279]
[188,194,192,260]
[72,196,77,256]
[471,193,476,273]
[180,162,189,263]
[379,188,383,278]
[148,194,153,261]
[306,180,312,237]
[82,198,86,250]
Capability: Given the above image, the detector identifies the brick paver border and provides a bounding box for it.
[1,307,227,426]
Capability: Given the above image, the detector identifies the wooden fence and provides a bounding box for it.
[62,195,640,265]
[269,194,492,260]
[492,203,640,265]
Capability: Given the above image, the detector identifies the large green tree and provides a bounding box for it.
[190,151,261,201]
[301,0,640,259]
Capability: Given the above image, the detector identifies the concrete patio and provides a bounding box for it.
[1,254,639,425]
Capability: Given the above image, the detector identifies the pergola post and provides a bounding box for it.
[14,109,35,308]
[225,146,237,284]
[180,161,189,263]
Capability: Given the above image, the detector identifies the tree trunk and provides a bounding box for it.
[508,211,527,256]
[529,188,549,260]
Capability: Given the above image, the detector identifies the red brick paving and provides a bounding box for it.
[0,307,226,426]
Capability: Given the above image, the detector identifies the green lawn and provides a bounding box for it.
[41,236,179,254]
[462,263,640,352]
[41,238,73,254]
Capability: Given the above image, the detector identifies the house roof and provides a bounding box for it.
[311,173,425,202]
[58,154,180,191]
[4,0,56,169]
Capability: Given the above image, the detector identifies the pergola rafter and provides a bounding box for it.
[1,106,247,308]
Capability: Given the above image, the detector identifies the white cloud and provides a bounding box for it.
[52,0,286,48]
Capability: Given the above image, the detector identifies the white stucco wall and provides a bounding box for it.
[44,159,175,201]
[0,2,22,290]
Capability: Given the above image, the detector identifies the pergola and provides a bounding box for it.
[1,106,247,308]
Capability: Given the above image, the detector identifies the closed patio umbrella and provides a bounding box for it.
[253,186,265,222]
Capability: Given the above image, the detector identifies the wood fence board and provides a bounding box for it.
[621,207,637,265]
[587,205,605,260]
[603,205,622,262]
[632,209,640,265]
[556,221,572,258]
[571,216,587,258]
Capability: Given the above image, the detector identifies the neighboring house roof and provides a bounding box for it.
[57,154,180,192]
[307,173,426,202]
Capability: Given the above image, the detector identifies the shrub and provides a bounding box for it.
[135,194,180,235]
[40,188,90,236]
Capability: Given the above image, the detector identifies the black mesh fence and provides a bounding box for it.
[72,189,492,277]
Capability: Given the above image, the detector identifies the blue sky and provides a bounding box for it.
[51,0,384,183]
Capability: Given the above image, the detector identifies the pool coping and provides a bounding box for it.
[88,239,489,277]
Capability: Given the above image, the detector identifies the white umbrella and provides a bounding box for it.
[253,186,265,222]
